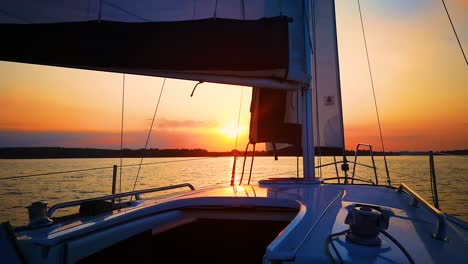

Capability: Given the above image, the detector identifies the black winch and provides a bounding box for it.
[344,204,390,246]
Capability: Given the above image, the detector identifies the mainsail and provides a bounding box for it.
[0,0,345,175]
[0,0,309,90]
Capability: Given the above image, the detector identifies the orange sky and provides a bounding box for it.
[0,0,467,152]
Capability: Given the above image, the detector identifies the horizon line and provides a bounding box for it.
[1,146,467,153]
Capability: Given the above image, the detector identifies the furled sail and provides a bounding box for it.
[249,0,344,156]
[310,0,345,155]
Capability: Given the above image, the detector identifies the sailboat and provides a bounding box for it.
[0,0,467,263]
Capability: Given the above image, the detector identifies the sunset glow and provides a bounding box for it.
[218,123,246,139]
[0,1,467,152]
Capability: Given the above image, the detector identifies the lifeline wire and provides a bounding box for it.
[0,157,221,182]
[378,166,466,194]
[0,166,115,181]
[131,78,166,193]
[357,0,391,186]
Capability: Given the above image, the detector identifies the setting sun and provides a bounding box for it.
[218,123,246,139]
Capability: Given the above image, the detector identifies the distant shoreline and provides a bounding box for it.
[0,147,466,159]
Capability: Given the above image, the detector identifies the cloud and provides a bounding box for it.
[156,118,215,128]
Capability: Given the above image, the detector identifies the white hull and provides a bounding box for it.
[8,181,467,263]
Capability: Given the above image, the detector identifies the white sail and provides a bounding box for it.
[249,0,344,156]
[310,0,345,153]
[0,0,310,90]
[0,0,344,161]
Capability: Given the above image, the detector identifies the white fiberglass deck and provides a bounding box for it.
[13,182,468,263]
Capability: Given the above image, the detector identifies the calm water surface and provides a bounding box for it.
[0,155,466,226]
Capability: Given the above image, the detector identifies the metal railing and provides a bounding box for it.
[398,183,447,240]
[47,183,195,218]
[352,143,379,185]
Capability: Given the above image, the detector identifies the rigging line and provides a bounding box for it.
[296,89,300,178]
[324,229,348,264]
[429,162,437,208]
[131,78,166,194]
[311,0,322,178]
[120,157,220,169]
[119,74,125,195]
[238,142,250,185]
[304,0,314,54]
[247,143,256,185]
[241,0,245,20]
[350,174,375,184]
[301,87,312,177]
[234,87,244,151]
[441,0,468,66]
[98,0,102,21]
[230,86,244,185]
[333,156,341,183]
[214,0,218,18]
[190,81,203,97]
[0,166,115,181]
[357,0,391,186]
[330,0,349,180]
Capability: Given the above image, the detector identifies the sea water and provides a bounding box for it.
[0,155,466,227]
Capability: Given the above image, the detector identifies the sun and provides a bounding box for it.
[218,123,246,139]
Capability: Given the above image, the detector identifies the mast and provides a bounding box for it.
[303,0,345,180]
[302,0,315,179]
[302,87,315,179]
